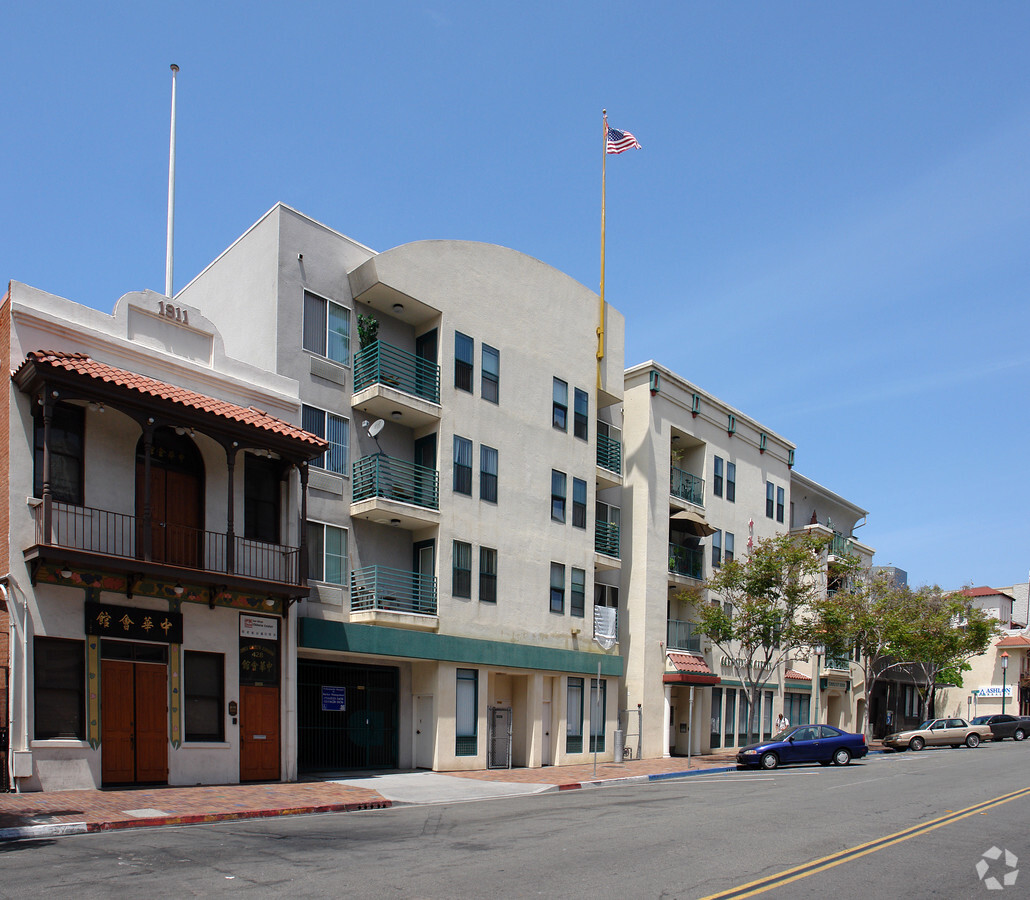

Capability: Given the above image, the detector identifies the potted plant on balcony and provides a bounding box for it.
[357,314,379,349]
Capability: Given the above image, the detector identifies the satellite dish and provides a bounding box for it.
[367,419,385,438]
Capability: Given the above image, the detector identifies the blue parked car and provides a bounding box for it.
[736,724,868,769]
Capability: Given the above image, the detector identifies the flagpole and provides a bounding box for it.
[598,110,608,392]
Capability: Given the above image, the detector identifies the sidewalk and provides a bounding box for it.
[0,744,883,841]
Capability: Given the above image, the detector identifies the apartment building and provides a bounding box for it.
[174,204,626,773]
[1,282,325,791]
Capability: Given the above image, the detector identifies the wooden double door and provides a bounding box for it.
[101,660,168,785]
[135,428,205,567]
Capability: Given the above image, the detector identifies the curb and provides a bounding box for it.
[0,822,89,841]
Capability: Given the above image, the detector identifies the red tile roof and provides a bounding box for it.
[995,634,1030,649]
[784,669,811,681]
[962,586,1015,600]
[15,351,327,451]
[665,652,721,685]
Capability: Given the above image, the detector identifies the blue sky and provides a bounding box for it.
[3,2,1028,591]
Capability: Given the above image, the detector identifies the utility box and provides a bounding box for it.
[614,729,625,763]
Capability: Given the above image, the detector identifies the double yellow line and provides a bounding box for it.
[699,785,1030,899]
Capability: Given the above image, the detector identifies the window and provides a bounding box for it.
[482,344,499,403]
[785,692,811,726]
[452,540,472,598]
[453,436,473,495]
[571,567,586,617]
[711,687,723,749]
[723,600,733,618]
[763,690,773,739]
[712,529,722,568]
[307,522,347,585]
[574,388,588,440]
[724,688,736,746]
[302,405,349,475]
[455,332,474,392]
[776,486,785,523]
[244,455,280,543]
[34,402,84,505]
[572,477,587,528]
[303,291,350,365]
[725,532,735,564]
[552,378,568,431]
[456,668,478,756]
[551,470,567,522]
[33,637,84,739]
[550,562,565,613]
[590,678,607,752]
[480,445,498,503]
[766,482,775,519]
[713,456,723,498]
[726,462,736,502]
[185,651,224,742]
[479,547,497,603]
[567,677,584,752]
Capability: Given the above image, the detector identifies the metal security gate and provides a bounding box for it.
[297,660,398,771]
[488,706,512,769]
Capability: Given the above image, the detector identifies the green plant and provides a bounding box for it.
[357,314,379,349]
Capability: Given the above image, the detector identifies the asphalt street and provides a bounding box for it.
[2,743,1027,899]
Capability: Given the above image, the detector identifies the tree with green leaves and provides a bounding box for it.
[690,532,828,739]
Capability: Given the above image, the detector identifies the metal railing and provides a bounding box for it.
[31,502,301,585]
[353,340,441,404]
[595,521,620,558]
[829,533,854,557]
[824,655,853,671]
[352,455,439,509]
[669,543,703,580]
[667,619,702,652]
[670,466,704,506]
[596,432,622,476]
[350,565,438,616]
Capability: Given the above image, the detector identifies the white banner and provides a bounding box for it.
[976,685,1013,699]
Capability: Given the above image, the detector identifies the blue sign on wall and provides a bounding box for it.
[321,685,347,712]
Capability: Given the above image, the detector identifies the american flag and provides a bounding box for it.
[606,124,641,154]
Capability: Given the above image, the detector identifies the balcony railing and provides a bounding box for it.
[352,454,439,509]
[829,533,854,557]
[595,521,620,558]
[31,502,301,585]
[350,564,437,616]
[824,655,853,671]
[667,619,702,652]
[669,543,703,580]
[670,466,704,506]
[353,340,441,404]
[597,432,622,476]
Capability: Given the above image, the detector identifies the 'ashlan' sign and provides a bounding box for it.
[977,686,1014,699]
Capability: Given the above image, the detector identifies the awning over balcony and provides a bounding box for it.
[664,652,720,686]
[670,507,715,537]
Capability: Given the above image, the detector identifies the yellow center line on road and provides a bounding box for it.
[698,784,1030,900]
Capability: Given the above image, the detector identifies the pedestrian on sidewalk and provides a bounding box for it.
[775,712,789,733]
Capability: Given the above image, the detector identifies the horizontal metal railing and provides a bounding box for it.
[669,543,703,580]
[352,455,439,509]
[31,502,301,585]
[350,565,438,616]
[670,466,704,506]
[353,340,441,404]
[595,521,620,558]
[596,432,622,475]
[667,619,702,652]
[828,534,854,557]
[824,655,853,671]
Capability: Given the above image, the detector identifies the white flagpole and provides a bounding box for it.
[165,64,179,298]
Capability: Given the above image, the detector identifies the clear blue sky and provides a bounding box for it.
[3,2,1028,591]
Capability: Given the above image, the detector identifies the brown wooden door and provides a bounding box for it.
[240,685,280,781]
[135,429,204,566]
[135,664,169,782]
[101,660,168,785]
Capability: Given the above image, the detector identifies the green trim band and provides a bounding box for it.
[298,619,623,677]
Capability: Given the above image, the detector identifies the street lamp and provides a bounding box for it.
[1001,651,1009,715]
[813,644,825,725]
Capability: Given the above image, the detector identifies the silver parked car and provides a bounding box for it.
[883,717,991,751]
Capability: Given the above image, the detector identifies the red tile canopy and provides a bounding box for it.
[665,652,721,686]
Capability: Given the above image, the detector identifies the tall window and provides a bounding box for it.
[725,532,735,564]
[302,405,349,475]
[552,378,568,431]
[550,562,565,613]
[303,291,350,365]
[573,388,588,440]
[590,678,607,752]
[307,522,347,585]
[33,637,84,739]
[244,454,280,543]
[482,344,499,403]
[456,668,478,756]
[776,487,785,523]
[185,651,224,742]
[480,445,498,503]
[572,477,587,528]
[452,540,472,598]
[453,436,473,495]
[763,690,774,739]
[479,547,497,604]
[33,402,84,505]
[567,677,584,752]
[713,456,724,498]
[724,689,736,746]
[551,470,567,522]
[455,332,474,392]
[726,462,736,502]
[711,687,723,749]
[712,529,722,568]
[570,567,586,617]
[766,482,775,518]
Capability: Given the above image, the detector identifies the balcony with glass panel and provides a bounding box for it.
[668,542,704,582]
[828,533,855,559]
[350,454,441,530]
[349,564,439,631]
[667,619,702,653]
[823,654,853,671]
[351,340,442,428]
